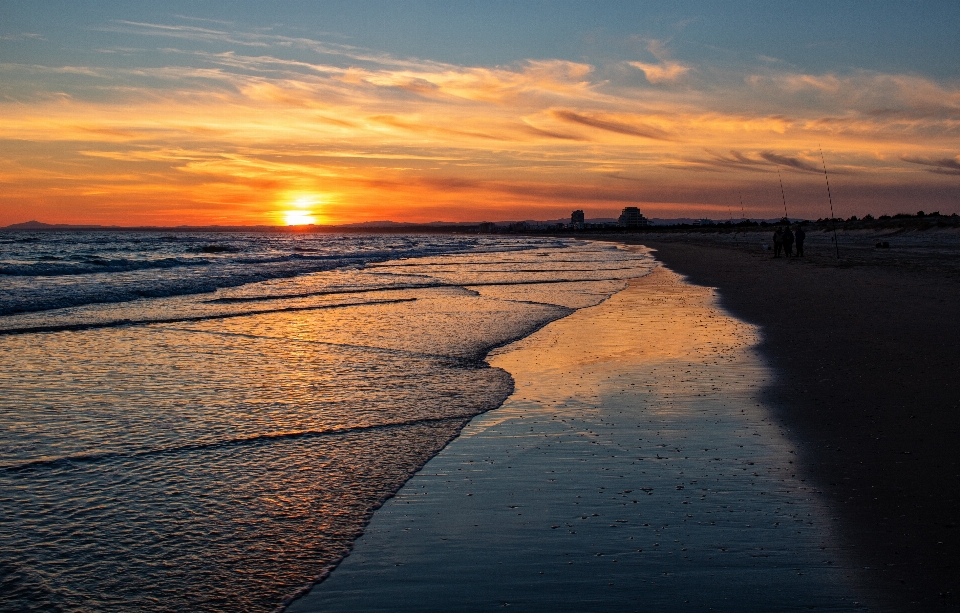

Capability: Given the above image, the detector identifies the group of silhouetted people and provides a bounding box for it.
[772,225,805,257]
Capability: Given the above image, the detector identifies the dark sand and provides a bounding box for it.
[625,232,960,610]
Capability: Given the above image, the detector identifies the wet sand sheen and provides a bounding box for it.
[288,264,870,612]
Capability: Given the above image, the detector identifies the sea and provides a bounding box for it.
[0,231,655,613]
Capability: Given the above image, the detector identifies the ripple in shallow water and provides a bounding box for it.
[0,239,656,612]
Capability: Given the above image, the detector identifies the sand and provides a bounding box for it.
[627,235,960,610]
[287,263,871,612]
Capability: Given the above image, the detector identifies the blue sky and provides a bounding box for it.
[5,1,958,75]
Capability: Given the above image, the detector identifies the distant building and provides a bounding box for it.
[694,218,714,227]
[478,222,497,233]
[571,210,585,228]
[618,207,649,228]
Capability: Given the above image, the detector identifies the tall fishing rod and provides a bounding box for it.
[738,192,746,248]
[729,205,737,247]
[776,166,789,221]
[820,145,840,259]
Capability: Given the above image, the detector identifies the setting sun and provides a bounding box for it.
[284,210,316,226]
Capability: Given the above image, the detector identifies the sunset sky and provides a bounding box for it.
[2,1,959,226]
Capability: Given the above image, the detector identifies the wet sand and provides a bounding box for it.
[627,235,960,610]
[288,264,869,612]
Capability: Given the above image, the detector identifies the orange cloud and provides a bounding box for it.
[629,60,690,84]
[628,39,692,84]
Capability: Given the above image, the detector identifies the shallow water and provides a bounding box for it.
[0,233,654,612]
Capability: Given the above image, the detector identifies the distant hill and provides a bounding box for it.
[1,220,112,230]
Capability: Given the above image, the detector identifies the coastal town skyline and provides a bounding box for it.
[2,1,959,227]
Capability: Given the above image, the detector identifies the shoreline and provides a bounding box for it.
[288,260,870,612]
[276,245,649,610]
[624,236,960,610]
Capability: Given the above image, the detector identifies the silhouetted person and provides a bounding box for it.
[773,228,783,257]
[795,226,805,257]
[782,227,794,257]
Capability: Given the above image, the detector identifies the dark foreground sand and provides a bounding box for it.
[627,234,960,610]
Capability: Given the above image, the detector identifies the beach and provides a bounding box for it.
[4,230,957,611]
[288,257,871,612]
[627,232,960,609]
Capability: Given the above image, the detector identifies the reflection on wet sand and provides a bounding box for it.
[291,263,869,612]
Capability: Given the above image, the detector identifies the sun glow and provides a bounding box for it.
[283,210,316,226]
[279,193,325,226]
[291,196,317,209]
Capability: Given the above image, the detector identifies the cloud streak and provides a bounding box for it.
[551,110,671,140]
[902,155,960,175]
[758,151,822,173]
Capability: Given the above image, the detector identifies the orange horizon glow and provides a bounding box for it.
[2,37,959,226]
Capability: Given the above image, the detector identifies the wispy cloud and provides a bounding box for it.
[902,155,960,175]
[0,32,45,41]
[683,150,774,173]
[551,110,671,140]
[628,60,690,84]
[758,151,822,173]
[102,20,448,71]
[0,63,104,77]
[628,39,691,84]
[743,70,960,120]
[172,15,235,27]
[105,20,273,48]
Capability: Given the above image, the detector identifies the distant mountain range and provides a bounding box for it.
[2,220,113,230]
[1,220,282,231]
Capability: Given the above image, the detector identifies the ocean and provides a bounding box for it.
[0,231,655,612]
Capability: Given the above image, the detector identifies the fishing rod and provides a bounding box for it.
[820,145,840,259]
[729,205,737,247]
[738,192,746,248]
[776,166,789,221]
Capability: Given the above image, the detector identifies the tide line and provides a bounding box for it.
[3,415,471,474]
[158,326,486,365]
[0,298,417,336]
[209,276,644,305]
